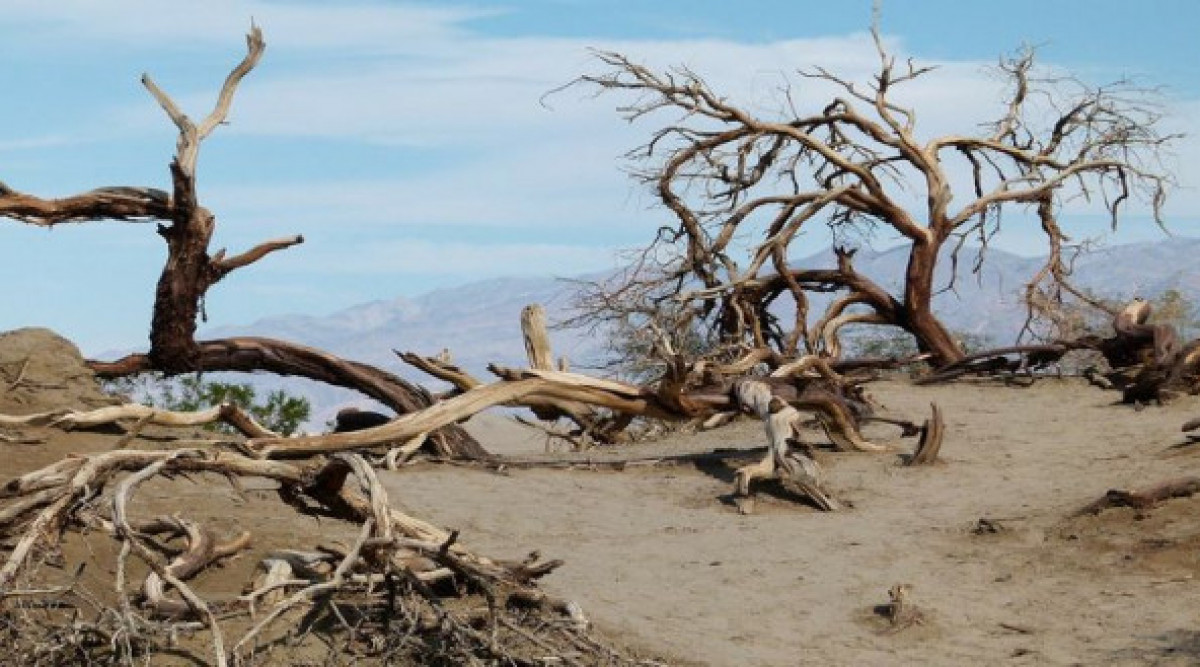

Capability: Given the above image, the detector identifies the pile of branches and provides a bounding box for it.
[0,449,632,665]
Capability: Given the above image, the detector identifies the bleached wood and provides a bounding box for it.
[521,304,555,371]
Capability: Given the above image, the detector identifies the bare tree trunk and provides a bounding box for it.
[521,304,555,371]
[149,165,219,374]
[903,242,963,365]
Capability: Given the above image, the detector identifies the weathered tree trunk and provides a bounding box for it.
[521,304,555,371]
[149,165,218,373]
[903,241,963,365]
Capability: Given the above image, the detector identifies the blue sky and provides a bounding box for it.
[0,0,1197,354]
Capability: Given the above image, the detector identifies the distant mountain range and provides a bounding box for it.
[198,237,1200,426]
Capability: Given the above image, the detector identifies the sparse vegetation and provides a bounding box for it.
[104,374,311,436]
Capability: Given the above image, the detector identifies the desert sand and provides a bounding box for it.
[3,328,1200,665]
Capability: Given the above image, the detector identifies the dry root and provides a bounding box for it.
[0,448,639,665]
[906,403,945,465]
[733,396,840,514]
[1073,477,1200,516]
[874,583,925,632]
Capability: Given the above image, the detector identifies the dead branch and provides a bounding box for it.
[94,337,486,458]
[732,393,839,514]
[0,402,278,438]
[1074,477,1200,516]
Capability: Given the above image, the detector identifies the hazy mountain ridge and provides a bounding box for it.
[198,238,1200,425]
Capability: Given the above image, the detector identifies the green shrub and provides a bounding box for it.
[102,374,310,436]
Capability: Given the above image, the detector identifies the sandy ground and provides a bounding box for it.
[4,329,1200,665]
[407,379,1200,666]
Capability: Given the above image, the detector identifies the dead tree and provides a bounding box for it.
[571,23,1173,366]
[0,27,483,458]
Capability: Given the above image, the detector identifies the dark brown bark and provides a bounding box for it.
[148,164,219,373]
[901,242,963,365]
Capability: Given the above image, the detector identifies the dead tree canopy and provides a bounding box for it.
[574,26,1174,367]
[0,26,483,458]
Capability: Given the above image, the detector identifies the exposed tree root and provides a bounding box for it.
[0,402,278,438]
[874,584,925,632]
[906,403,945,465]
[1073,477,1200,516]
[0,449,640,665]
[731,382,840,514]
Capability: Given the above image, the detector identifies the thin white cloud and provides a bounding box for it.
[268,239,618,277]
[1,2,1196,356]
[204,136,657,230]
[0,135,79,153]
[0,1,494,52]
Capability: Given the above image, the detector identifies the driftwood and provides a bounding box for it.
[731,382,839,514]
[248,364,902,458]
[1092,300,1200,404]
[93,338,485,459]
[874,584,925,631]
[521,304,555,371]
[0,402,278,438]
[915,344,1072,385]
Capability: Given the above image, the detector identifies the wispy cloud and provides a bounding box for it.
[0,1,495,52]
[1,1,1196,353]
[0,135,80,153]
[268,238,619,277]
